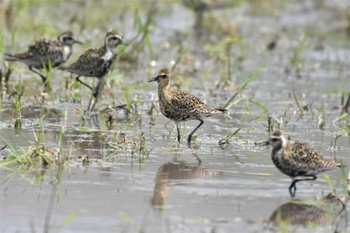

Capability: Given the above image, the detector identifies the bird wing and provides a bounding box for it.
[65,48,104,73]
[291,142,321,160]
[28,39,62,57]
[170,89,204,113]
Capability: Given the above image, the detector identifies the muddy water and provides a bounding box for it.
[1,0,350,232]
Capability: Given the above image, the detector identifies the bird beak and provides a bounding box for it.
[120,40,129,46]
[148,76,158,82]
[74,39,83,44]
[254,140,269,146]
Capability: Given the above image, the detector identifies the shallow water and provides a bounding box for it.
[1,0,350,232]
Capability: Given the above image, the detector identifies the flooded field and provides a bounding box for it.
[0,0,350,232]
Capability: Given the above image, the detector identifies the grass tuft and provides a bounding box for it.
[222,67,260,109]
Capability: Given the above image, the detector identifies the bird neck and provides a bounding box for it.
[101,45,114,61]
[271,143,284,161]
[104,44,110,52]
[157,81,170,94]
[62,45,73,61]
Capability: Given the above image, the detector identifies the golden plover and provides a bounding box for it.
[60,30,127,111]
[5,31,82,85]
[258,130,342,197]
[149,67,226,146]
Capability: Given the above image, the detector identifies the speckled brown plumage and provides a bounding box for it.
[60,30,127,111]
[5,31,81,84]
[260,130,341,196]
[149,67,226,146]
[61,30,126,78]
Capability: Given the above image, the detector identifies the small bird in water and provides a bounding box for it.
[258,130,342,197]
[5,31,82,85]
[60,30,127,111]
[149,67,227,146]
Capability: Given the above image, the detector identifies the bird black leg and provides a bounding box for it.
[92,79,103,98]
[175,122,181,143]
[29,66,47,84]
[289,175,317,197]
[187,120,204,147]
[88,79,103,112]
[76,76,93,91]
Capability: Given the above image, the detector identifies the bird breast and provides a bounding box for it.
[102,50,113,61]
[62,46,72,61]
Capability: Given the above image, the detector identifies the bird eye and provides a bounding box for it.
[111,36,119,41]
[271,138,278,142]
[162,75,167,78]
[63,37,73,42]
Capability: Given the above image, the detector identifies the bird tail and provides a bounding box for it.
[215,108,227,113]
[4,53,19,61]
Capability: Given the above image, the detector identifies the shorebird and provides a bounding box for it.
[149,67,227,146]
[60,30,127,111]
[5,31,82,85]
[258,130,342,197]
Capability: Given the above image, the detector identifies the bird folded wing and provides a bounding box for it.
[70,49,104,72]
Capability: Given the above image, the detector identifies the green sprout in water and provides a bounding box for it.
[288,34,309,77]
[222,67,267,118]
[218,128,240,146]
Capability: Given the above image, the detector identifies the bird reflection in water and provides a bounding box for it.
[151,154,214,211]
[266,193,347,232]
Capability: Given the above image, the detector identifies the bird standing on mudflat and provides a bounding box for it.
[60,30,127,112]
[5,31,82,85]
[149,67,227,146]
[258,130,342,197]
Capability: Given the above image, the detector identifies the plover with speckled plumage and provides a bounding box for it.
[258,130,342,197]
[60,30,127,111]
[5,31,82,85]
[149,67,227,146]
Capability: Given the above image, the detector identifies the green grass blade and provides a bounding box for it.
[62,211,79,225]
[223,67,260,109]
[248,98,268,113]
[340,161,348,200]
[118,211,133,224]
[323,174,335,193]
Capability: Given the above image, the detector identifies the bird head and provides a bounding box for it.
[58,31,83,46]
[149,67,170,86]
[105,30,128,50]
